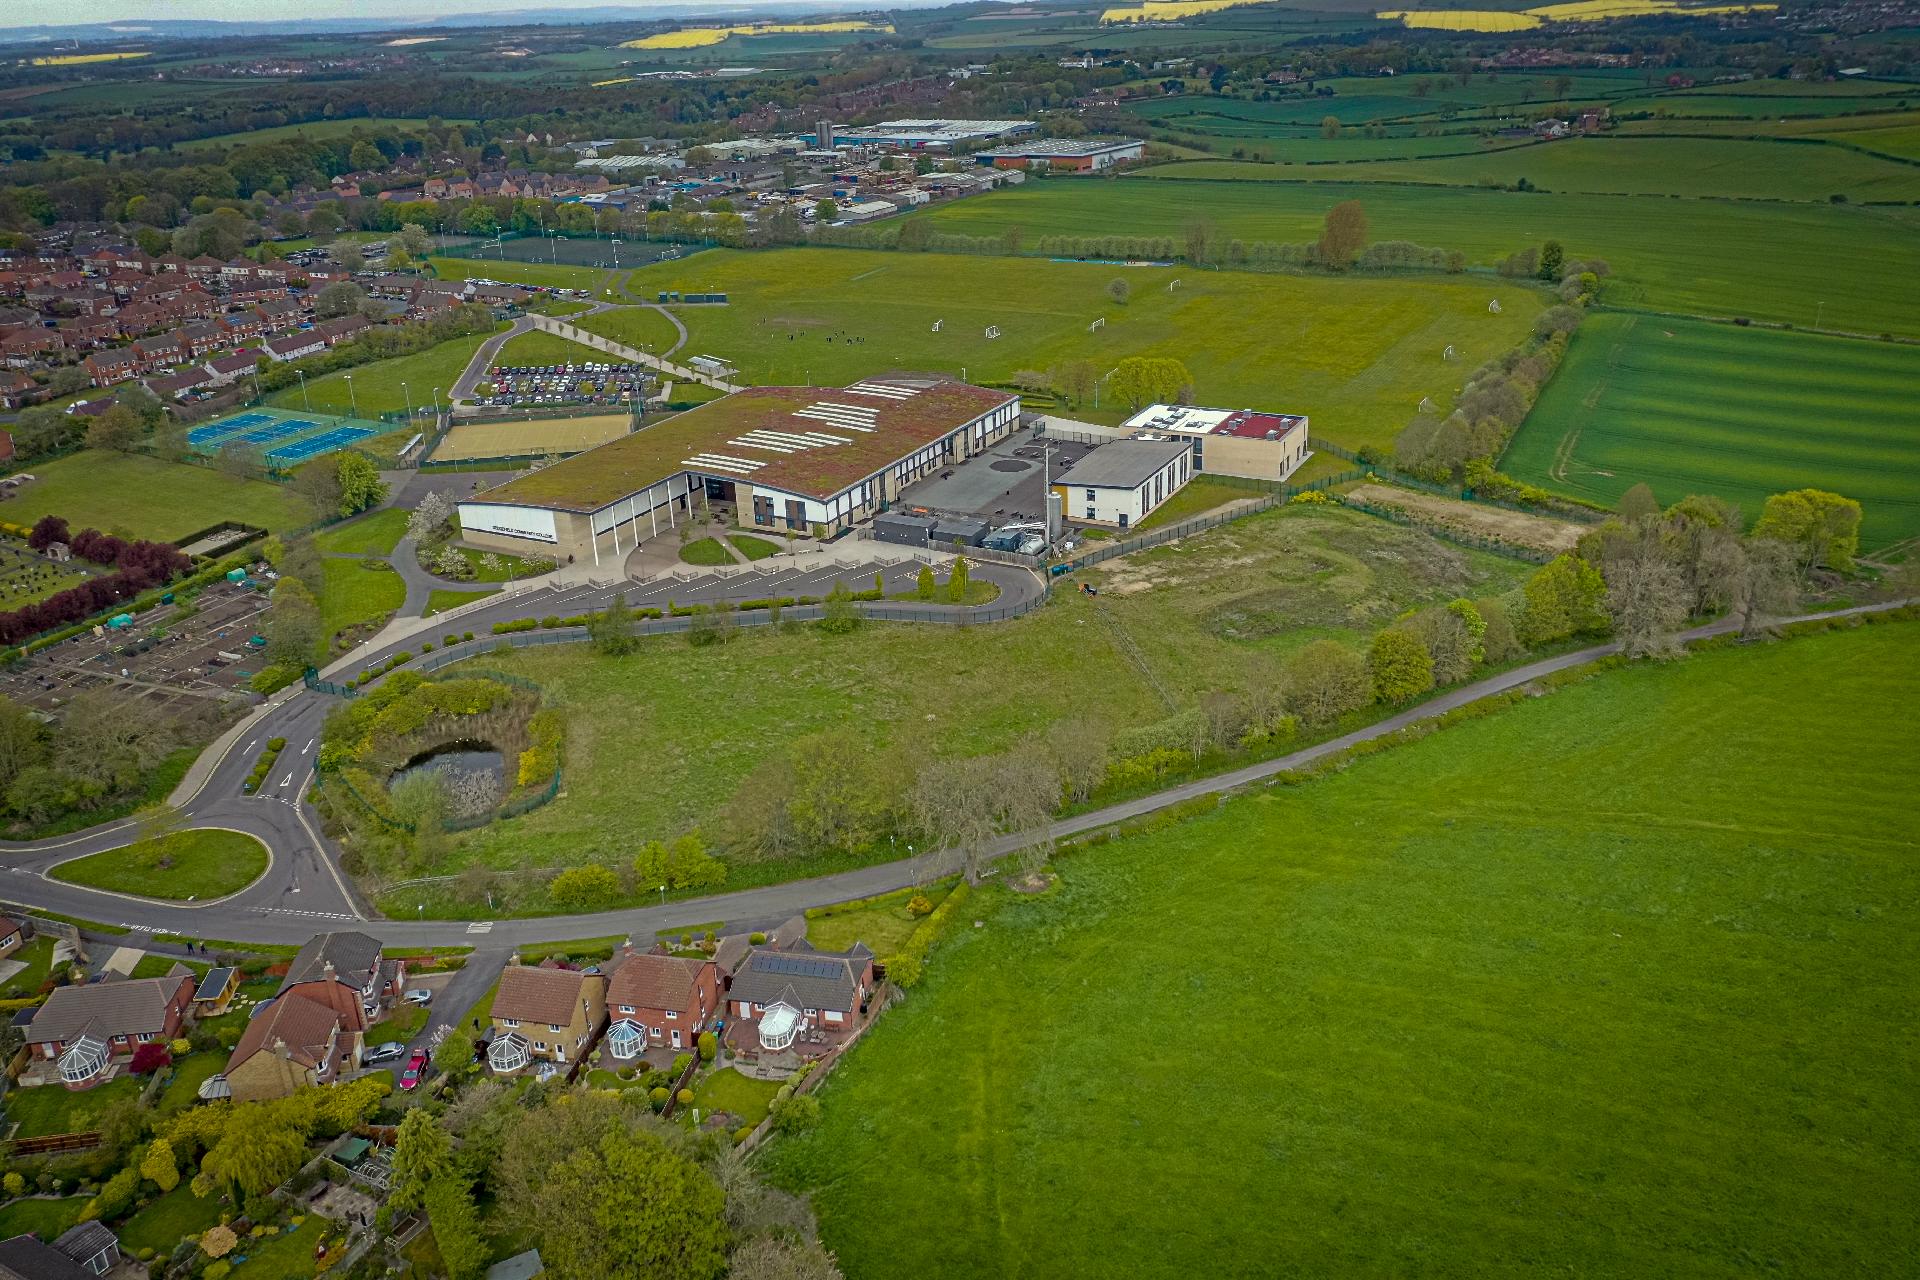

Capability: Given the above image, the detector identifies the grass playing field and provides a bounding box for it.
[1501,314,1920,550]
[428,256,613,295]
[388,504,1536,913]
[434,414,633,462]
[1154,137,1920,202]
[621,248,1543,448]
[4,451,313,541]
[915,181,1920,336]
[760,620,1920,1279]
[268,329,499,419]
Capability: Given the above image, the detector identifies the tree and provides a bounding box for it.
[1183,217,1217,267]
[408,490,454,543]
[434,1024,477,1077]
[292,458,344,516]
[1106,356,1193,411]
[1602,530,1689,658]
[332,243,366,273]
[1106,277,1130,306]
[216,441,264,482]
[136,801,185,849]
[895,217,931,251]
[1520,553,1608,645]
[915,566,935,600]
[85,404,144,454]
[312,281,366,320]
[549,863,621,911]
[27,515,69,552]
[1730,537,1799,638]
[819,581,861,634]
[1538,239,1565,281]
[1286,640,1370,725]
[1316,200,1368,271]
[202,1103,306,1198]
[348,140,384,172]
[152,421,189,463]
[590,591,639,655]
[424,1170,490,1280]
[726,1235,844,1280]
[389,1111,452,1213]
[946,557,970,604]
[1368,628,1433,704]
[1320,115,1342,140]
[335,452,386,515]
[1753,488,1862,575]
[814,198,839,224]
[1617,482,1659,524]
[397,222,434,258]
[140,1137,181,1192]
[0,697,44,799]
[266,577,323,667]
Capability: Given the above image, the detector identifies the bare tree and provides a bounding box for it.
[1603,532,1690,658]
[997,739,1061,882]
[1731,538,1799,638]
[910,756,1002,883]
[1044,716,1110,805]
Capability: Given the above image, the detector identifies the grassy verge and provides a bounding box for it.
[729,533,781,561]
[315,507,410,556]
[424,588,497,616]
[47,829,270,900]
[319,556,406,640]
[1135,477,1258,531]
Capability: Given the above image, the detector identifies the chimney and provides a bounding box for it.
[323,960,336,981]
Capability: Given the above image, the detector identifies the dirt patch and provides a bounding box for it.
[1346,484,1584,554]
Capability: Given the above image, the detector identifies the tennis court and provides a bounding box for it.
[188,407,388,467]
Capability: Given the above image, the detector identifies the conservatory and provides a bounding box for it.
[757,1001,800,1053]
[606,1019,645,1061]
[57,1035,110,1087]
[487,1031,531,1074]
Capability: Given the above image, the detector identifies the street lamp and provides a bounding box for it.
[296,367,310,412]
[402,380,413,422]
[343,372,358,419]
[657,884,667,906]
[611,238,621,271]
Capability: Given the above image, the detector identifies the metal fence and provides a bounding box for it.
[1060,469,1365,572]
[1337,496,1555,564]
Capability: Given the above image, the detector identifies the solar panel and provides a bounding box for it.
[755,953,846,980]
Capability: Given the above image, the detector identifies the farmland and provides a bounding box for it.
[762,621,1920,1279]
[389,503,1536,913]
[175,117,465,150]
[623,247,1543,447]
[3,452,313,541]
[916,180,1920,336]
[1501,314,1920,549]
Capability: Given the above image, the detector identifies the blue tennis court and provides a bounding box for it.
[238,418,319,445]
[267,426,376,463]
[187,411,274,447]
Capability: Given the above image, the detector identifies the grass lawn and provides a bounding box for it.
[1133,477,1256,531]
[119,1183,226,1256]
[807,884,953,959]
[3,452,313,541]
[761,622,1920,1279]
[728,533,781,561]
[368,1005,429,1044]
[4,1075,141,1138]
[622,248,1542,448]
[575,305,688,356]
[887,578,1001,606]
[314,507,409,556]
[429,256,610,293]
[436,544,547,581]
[231,1215,331,1279]
[0,1197,89,1241]
[423,588,497,616]
[319,557,406,640]
[267,329,501,419]
[1501,314,1920,551]
[389,504,1535,914]
[679,536,733,566]
[688,1067,780,1128]
[129,953,202,979]
[916,181,1920,338]
[1,935,58,997]
[157,1052,225,1114]
[48,829,269,900]
[494,329,614,368]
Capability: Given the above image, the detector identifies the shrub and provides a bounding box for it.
[649,1086,669,1111]
[675,1088,694,1106]
[670,1053,693,1078]
[907,894,933,917]
[129,1042,172,1075]
[547,864,621,912]
[772,1093,821,1134]
[748,932,766,945]
[733,1124,754,1144]
[697,1031,716,1062]
[2,1171,22,1196]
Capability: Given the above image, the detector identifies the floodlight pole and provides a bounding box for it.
[344,373,357,418]
[296,368,310,412]
[402,381,413,422]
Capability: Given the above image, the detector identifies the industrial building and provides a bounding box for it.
[1056,437,1193,529]
[803,118,1035,149]
[457,377,1021,566]
[1120,403,1311,482]
[973,138,1145,171]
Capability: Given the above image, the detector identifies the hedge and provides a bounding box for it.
[886,881,972,988]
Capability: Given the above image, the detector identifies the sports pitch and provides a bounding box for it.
[1501,313,1920,549]
[188,407,388,466]
[432,413,634,462]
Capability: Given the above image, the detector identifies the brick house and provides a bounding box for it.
[0,374,37,410]
[487,961,607,1070]
[723,942,875,1065]
[312,313,371,346]
[25,973,196,1088]
[130,332,186,372]
[55,316,116,350]
[279,930,407,1020]
[84,349,138,386]
[223,988,361,1102]
[604,948,719,1059]
[203,351,260,386]
[0,328,61,369]
[263,331,325,362]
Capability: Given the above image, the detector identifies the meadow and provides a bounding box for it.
[761,621,1920,1279]
[175,117,465,150]
[1158,137,1920,201]
[394,504,1536,907]
[5,452,312,541]
[1501,314,1920,549]
[916,180,1920,335]
[617,248,1543,446]
[571,306,685,357]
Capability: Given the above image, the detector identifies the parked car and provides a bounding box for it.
[400,1051,429,1090]
[403,988,434,1006]
[364,1041,406,1064]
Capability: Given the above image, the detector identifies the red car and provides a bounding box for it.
[400,1051,429,1091]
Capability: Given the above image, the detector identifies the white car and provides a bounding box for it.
[402,988,434,1006]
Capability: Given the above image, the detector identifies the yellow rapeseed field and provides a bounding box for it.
[29,50,150,65]
[1101,0,1265,21]
[1378,0,1771,28]
[621,20,890,49]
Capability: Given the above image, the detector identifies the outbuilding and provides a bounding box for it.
[1120,403,1310,482]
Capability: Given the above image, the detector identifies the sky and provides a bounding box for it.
[0,0,692,29]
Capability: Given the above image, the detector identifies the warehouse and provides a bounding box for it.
[1056,437,1193,529]
[457,377,1021,565]
[973,138,1145,171]
[1120,403,1310,482]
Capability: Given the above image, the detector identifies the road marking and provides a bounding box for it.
[303,739,314,754]
[466,922,494,934]
[279,773,294,788]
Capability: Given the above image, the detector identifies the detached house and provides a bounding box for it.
[25,973,196,1088]
[223,930,401,1102]
[723,942,875,1067]
[604,948,718,1060]
[487,961,606,1072]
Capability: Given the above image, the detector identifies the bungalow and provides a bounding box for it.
[263,331,325,363]
[144,367,214,401]
[723,942,875,1064]
[25,973,196,1087]
[487,961,607,1071]
[84,349,138,387]
[604,947,719,1059]
[203,351,261,386]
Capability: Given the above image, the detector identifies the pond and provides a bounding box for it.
[390,741,505,818]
